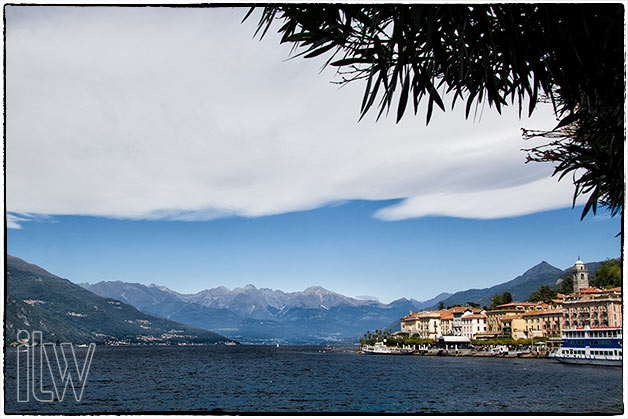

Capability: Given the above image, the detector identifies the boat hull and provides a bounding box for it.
[553,356,622,367]
[362,349,414,355]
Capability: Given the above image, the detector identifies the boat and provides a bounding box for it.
[361,341,415,355]
[548,326,622,366]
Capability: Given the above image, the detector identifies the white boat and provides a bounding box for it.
[361,341,415,355]
[549,326,622,367]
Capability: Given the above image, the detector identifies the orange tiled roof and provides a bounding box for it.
[521,309,563,317]
[449,306,470,313]
[577,287,605,294]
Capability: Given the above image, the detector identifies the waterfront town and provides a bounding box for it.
[375,258,622,357]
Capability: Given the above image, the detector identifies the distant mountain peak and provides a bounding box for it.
[523,261,561,277]
[304,285,327,293]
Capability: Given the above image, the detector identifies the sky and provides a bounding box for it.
[5,6,622,303]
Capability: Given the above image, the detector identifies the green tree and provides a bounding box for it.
[590,259,622,289]
[466,302,480,309]
[502,292,513,304]
[527,285,558,303]
[490,294,504,309]
[559,276,574,294]
[490,292,513,309]
[438,301,445,310]
[247,5,623,223]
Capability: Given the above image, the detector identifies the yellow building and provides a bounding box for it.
[521,309,564,338]
[485,302,537,333]
[500,314,527,339]
[400,312,420,335]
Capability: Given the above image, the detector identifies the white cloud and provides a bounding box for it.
[6,7,578,228]
[7,214,28,229]
[374,177,583,221]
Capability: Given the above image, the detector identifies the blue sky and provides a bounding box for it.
[4,6,622,303]
[7,204,620,303]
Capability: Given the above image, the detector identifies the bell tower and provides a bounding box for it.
[572,257,589,293]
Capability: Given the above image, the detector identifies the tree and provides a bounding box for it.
[502,292,513,304]
[559,276,573,294]
[246,5,623,223]
[490,294,504,309]
[590,259,622,289]
[438,301,445,310]
[466,301,480,309]
[490,291,513,309]
[527,285,558,303]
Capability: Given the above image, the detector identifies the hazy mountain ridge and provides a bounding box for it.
[80,281,425,343]
[5,255,234,345]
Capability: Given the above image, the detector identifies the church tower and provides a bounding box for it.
[572,257,589,293]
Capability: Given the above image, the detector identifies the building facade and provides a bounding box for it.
[460,313,487,339]
[562,287,622,329]
[485,302,537,334]
[521,309,564,338]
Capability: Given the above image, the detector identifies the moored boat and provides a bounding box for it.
[361,341,415,355]
[549,326,622,366]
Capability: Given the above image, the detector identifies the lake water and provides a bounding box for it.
[4,345,624,414]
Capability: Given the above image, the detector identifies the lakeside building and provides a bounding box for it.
[500,313,527,339]
[401,306,486,339]
[417,311,443,339]
[521,309,564,338]
[485,302,538,334]
[440,312,453,335]
[460,313,488,340]
[401,307,487,340]
[562,287,622,329]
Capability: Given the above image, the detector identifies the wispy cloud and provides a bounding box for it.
[6,212,56,229]
[6,7,577,226]
[7,213,28,229]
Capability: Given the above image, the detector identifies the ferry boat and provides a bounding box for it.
[549,327,622,366]
[361,341,415,355]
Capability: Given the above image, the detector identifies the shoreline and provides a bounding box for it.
[358,349,547,358]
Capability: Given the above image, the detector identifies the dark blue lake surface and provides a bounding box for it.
[4,345,623,414]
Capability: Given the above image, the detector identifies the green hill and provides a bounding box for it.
[5,255,235,345]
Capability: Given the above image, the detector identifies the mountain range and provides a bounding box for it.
[6,254,613,345]
[5,255,234,345]
[79,281,440,344]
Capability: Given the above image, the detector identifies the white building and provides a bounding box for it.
[460,312,488,340]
